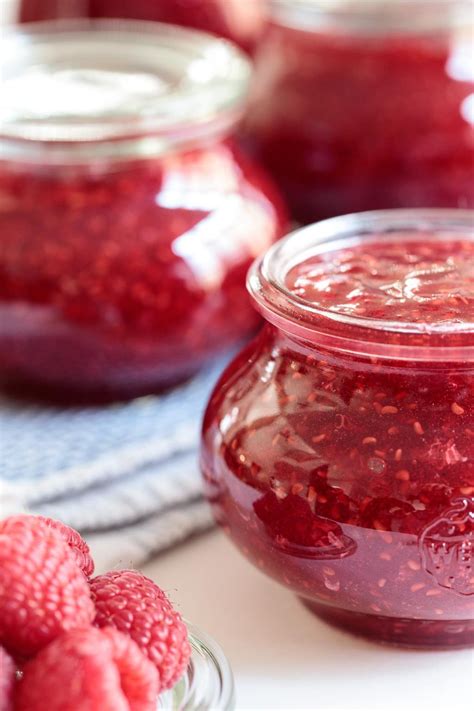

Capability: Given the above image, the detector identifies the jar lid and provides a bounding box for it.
[0,20,251,147]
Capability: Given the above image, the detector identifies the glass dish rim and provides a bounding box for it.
[0,19,251,156]
[161,622,235,711]
[247,208,474,361]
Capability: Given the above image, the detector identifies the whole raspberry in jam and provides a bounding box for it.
[0,645,15,711]
[201,228,474,648]
[15,626,159,711]
[36,515,95,576]
[0,515,95,658]
[254,490,356,557]
[90,570,190,690]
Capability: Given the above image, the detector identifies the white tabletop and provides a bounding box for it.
[135,530,473,711]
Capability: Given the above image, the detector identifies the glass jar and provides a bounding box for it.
[162,624,235,710]
[0,22,285,401]
[244,0,474,223]
[17,0,88,22]
[18,0,266,54]
[201,209,474,649]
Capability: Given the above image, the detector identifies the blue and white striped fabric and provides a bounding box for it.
[0,360,228,566]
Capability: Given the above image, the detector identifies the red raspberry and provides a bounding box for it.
[0,645,15,711]
[15,626,159,711]
[90,570,191,690]
[0,515,95,658]
[36,516,95,576]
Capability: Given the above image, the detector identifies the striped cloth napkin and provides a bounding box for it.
[0,361,227,568]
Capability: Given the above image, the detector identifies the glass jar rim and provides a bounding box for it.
[0,19,251,163]
[159,623,235,710]
[248,209,474,362]
[270,0,474,34]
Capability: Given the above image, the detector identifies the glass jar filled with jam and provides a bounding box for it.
[201,209,474,649]
[244,0,474,222]
[0,21,285,401]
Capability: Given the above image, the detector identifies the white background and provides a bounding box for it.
[2,1,473,707]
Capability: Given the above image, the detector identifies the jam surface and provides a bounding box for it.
[201,233,474,648]
[286,238,474,324]
[245,24,474,222]
[0,142,285,400]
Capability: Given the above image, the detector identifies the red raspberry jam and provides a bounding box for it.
[201,210,474,649]
[0,23,285,401]
[18,0,266,54]
[244,1,474,223]
[286,239,474,324]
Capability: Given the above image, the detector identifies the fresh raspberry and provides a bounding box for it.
[15,626,159,711]
[0,646,15,711]
[0,515,95,658]
[36,516,95,576]
[90,570,191,690]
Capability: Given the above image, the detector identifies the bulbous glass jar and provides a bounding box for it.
[201,209,474,649]
[244,0,474,223]
[0,21,285,401]
[18,0,266,54]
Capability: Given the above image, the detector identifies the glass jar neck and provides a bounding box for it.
[270,1,472,35]
[247,209,474,363]
[266,327,474,375]
[0,120,236,167]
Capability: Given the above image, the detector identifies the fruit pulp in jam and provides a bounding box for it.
[244,24,474,222]
[202,235,474,648]
[0,142,285,401]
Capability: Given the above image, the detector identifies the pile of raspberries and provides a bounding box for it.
[0,514,191,710]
